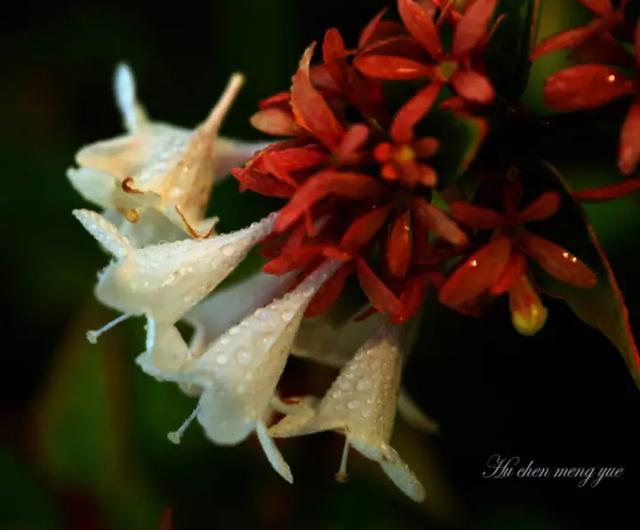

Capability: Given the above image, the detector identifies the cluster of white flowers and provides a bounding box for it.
[70,65,436,502]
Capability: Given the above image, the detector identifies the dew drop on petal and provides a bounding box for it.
[216,354,228,365]
[347,400,360,410]
[236,350,252,365]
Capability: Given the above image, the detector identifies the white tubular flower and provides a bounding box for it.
[68,64,266,243]
[269,323,426,502]
[72,208,277,371]
[166,261,340,483]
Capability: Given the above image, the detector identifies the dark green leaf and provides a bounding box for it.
[486,0,541,103]
[520,161,640,389]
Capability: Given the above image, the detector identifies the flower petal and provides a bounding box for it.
[619,101,640,175]
[411,198,468,246]
[531,25,600,60]
[305,265,351,317]
[354,55,433,80]
[452,0,497,58]
[517,192,561,222]
[439,236,512,307]
[544,65,636,111]
[397,0,443,58]
[250,108,304,137]
[114,63,148,133]
[450,70,495,105]
[271,323,425,502]
[291,44,345,150]
[520,232,597,288]
[358,8,390,48]
[578,0,612,16]
[356,258,405,316]
[73,208,133,258]
[276,171,385,232]
[391,84,441,144]
[386,209,413,279]
[340,205,392,254]
[449,202,503,229]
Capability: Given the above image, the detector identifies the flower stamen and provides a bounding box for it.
[86,313,132,344]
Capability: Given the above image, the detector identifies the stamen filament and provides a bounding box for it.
[86,313,132,344]
[335,436,350,483]
[167,405,200,445]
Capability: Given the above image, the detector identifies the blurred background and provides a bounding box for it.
[1,1,639,529]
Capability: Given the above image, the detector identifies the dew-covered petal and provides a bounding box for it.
[439,236,512,307]
[520,232,597,288]
[72,209,133,259]
[544,65,636,111]
[271,323,425,502]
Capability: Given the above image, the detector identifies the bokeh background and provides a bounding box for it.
[1,1,639,529]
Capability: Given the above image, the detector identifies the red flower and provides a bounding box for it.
[439,187,597,334]
[354,0,498,105]
[535,2,640,175]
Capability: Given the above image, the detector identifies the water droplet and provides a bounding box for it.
[356,380,371,392]
[332,390,342,399]
[229,326,240,336]
[281,309,296,323]
[221,244,235,257]
[361,408,372,418]
[347,400,359,410]
[236,350,252,365]
[216,354,228,365]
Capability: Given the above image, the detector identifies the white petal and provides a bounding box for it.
[72,209,132,258]
[292,308,384,368]
[91,211,277,326]
[184,261,339,446]
[137,323,190,379]
[185,270,294,357]
[67,167,118,210]
[270,323,425,502]
[397,389,439,434]
[256,421,293,484]
[114,63,148,133]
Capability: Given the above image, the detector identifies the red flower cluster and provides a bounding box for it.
[233,0,598,330]
[534,0,640,175]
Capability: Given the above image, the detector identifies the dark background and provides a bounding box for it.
[1,1,638,529]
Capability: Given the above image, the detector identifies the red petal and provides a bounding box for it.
[323,27,348,63]
[276,171,385,232]
[259,147,326,173]
[450,69,495,104]
[291,44,345,149]
[531,25,599,60]
[354,55,433,80]
[258,91,290,109]
[544,65,636,111]
[578,0,612,16]
[359,35,427,59]
[337,124,370,160]
[439,236,512,307]
[449,202,504,229]
[452,0,497,58]
[356,258,405,315]
[413,137,440,157]
[517,192,561,222]
[439,237,511,307]
[399,160,437,187]
[412,197,468,246]
[305,265,351,317]
[391,83,441,144]
[489,251,526,295]
[619,101,640,175]
[573,176,640,201]
[341,205,391,254]
[359,8,389,48]
[231,167,295,198]
[392,274,427,323]
[386,209,413,279]
[397,0,443,59]
[508,274,548,336]
[520,232,597,287]
[250,108,304,137]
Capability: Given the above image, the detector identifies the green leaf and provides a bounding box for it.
[486,0,541,103]
[520,161,640,388]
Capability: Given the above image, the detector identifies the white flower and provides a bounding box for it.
[73,208,277,371]
[68,64,265,244]
[269,323,426,501]
[163,261,340,483]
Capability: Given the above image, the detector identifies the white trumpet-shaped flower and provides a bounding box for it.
[68,64,265,244]
[269,324,426,502]
[165,261,340,483]
[73,208,277,371]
